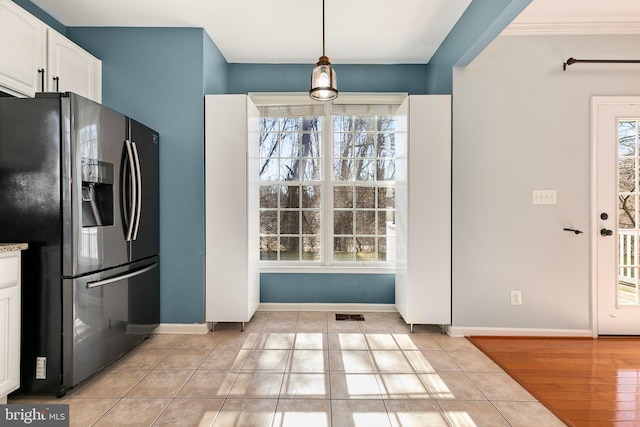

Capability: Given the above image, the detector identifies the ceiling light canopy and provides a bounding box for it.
[309,0,337,101]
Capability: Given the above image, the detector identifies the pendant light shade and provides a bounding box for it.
[310,56,337,101]
[309,0,337,101]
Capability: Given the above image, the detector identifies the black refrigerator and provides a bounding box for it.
[0,92,159,396]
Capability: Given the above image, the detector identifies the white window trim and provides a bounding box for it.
[252,92,407,274]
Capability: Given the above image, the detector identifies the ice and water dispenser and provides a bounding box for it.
[81,158,114,227]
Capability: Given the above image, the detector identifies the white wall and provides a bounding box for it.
[452,34,640,333]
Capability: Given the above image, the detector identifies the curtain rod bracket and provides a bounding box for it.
[563,57,577,71]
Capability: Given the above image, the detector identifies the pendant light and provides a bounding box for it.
[309,0,338,101]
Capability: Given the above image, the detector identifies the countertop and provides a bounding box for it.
[0,243,28,254]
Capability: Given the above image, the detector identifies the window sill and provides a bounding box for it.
[259,264,396,275]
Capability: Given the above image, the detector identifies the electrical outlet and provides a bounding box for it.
[511,290,522,305]
[36,357,46,379]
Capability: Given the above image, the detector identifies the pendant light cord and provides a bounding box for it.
[322,0,326,57]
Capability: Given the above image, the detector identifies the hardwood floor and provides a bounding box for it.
[467,336,640,427]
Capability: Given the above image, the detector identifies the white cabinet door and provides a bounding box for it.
[395,95,452,328]
[205,95,260,325]
[0,0,45,97]
[47,29,102,103]
[0,252,21,398]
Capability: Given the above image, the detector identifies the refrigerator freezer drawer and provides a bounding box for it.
[61,257,159,391]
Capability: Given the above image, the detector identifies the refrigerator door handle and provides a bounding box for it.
[131,141,142,240]
[124,139,137,241]
[85,262,158,289]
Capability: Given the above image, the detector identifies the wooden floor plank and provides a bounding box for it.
[468,336,640,427]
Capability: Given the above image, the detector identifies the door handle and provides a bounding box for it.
[37,69,44,92]
[131,141,142,240]
[600,228,613,236]
[86,262,157,289]
[124,140,137,241]
[563,228,583,234]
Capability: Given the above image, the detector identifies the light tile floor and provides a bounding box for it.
[9,311,566,426]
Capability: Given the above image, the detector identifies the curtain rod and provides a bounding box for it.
[563,57,640,71]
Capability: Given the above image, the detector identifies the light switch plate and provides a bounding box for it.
[532,190,556,205]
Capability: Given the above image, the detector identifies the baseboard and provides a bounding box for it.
[258,303,397,312]
[154,323,211,335]
[448,326,594,338]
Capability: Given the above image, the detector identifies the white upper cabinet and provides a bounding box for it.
[0,0,102,102]
[47,29,102,103]
[0,0,46,97]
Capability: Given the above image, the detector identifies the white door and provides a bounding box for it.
[594,97,640,334]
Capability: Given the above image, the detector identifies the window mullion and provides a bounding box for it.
[322,102,333,265]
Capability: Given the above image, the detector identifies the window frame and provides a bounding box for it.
[252,93,407,274]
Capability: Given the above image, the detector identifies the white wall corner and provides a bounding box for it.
[154,323,211,335]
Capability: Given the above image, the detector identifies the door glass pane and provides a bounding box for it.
[618,158,636,193]
[618,195,636,229]
[618,120,640,305]
[619,121,637,156]
[619,264,639,305]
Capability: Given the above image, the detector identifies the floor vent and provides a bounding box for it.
[335,313,365,321]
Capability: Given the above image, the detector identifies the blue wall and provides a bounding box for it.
[262,274,395,304]
[229,64,428,94]
[10,0,528,321]
[67,27,228,323]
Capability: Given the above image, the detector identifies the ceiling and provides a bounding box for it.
[29,0,640,64]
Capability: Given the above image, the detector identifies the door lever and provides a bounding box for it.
[563,228,583,235]
[600,228,613,236]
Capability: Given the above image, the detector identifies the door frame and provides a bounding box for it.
[591,96,640,337]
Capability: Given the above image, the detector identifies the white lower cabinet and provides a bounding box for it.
[204,95,260,329]
[0,250,22,401]
[395,95,452,330]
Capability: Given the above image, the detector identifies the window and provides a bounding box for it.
[259,113,323,262]
[332,113,396,262]
[257,96,403,268]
